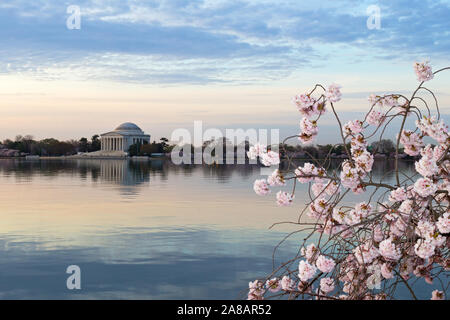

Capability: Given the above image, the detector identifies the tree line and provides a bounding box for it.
[0,135,174,157]
[1,134,404,159]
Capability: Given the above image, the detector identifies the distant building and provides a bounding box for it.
[100,122,151,153]
[72,122,150,158]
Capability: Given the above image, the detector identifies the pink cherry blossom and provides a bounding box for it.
[343,120,363,136]
[247,143,267,160]
[298,118,319,145]
[415,220,435,239]
[353,150,374,173]
[332,207,347,225]
[382,95,399,108]
[420,144,434,159]
[350,135,367,150]
[324,180,340,196]
[399,130,424,156]
[389,187,407,202]
[340,161,361,189]
[293,94,320,118]
[308,197,331,220]
[368,94,381,107]
[325,83,342,103]
[276,191,294,206]
[295,163,318,183]
[311,182,325,197]
[260,150,280,166]
[316,255,336,273]
[301,243,318,262]
[413,61,434,82]
[431,290,444,300]
[416,116,449,144]
[267,169,285,186]
[414,239,435,259]
[320,277,335,293]
[300,117,318,135]
[413,177,437,197]
[398,199,414,215]
[312,180,339,197]
[436,212,450,234]
[369,94,400,109]
[253,179,270,196]
[373,224,384,242]
[280,275,295,291]
[367,109,385,126]
[433,144,447,161]
[298,260,317,282]
[379,239,402,261]
[248,280,265,299]
[298,132,315,145]
[380,263,394,279]
[355,202,372,218]
[265,278,281,293]
[353,242,380,265]
[415,156,439,177]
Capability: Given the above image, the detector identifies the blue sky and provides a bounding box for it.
[0,0,449,142]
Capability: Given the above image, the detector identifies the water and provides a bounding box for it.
[0,159,436,299]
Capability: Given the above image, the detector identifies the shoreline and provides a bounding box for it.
[0,156,417,162]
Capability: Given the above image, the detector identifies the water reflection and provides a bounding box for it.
[0,158,416,185]
[0,159,428,299]
[0,158,266,183]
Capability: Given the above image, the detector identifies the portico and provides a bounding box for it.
[100,122,151,153]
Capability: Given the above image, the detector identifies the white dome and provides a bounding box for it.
[114,122,143,132]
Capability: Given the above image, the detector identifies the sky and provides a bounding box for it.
[0,0,449,144]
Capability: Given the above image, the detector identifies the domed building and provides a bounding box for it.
[100,122,151,154]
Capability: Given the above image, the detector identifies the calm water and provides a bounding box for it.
[0,159,435,299]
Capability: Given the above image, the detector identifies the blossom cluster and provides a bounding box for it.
[296,84,342,145]
[416,116,449,144]
[248,61,449,300]
[248,143,293,206]
[368,94,400,109]
[247,143,280,167]
[399,130,424,156]
[413,61,434,82]
[338,134,374,193]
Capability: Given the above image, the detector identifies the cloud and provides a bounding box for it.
[0,0,448,84]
